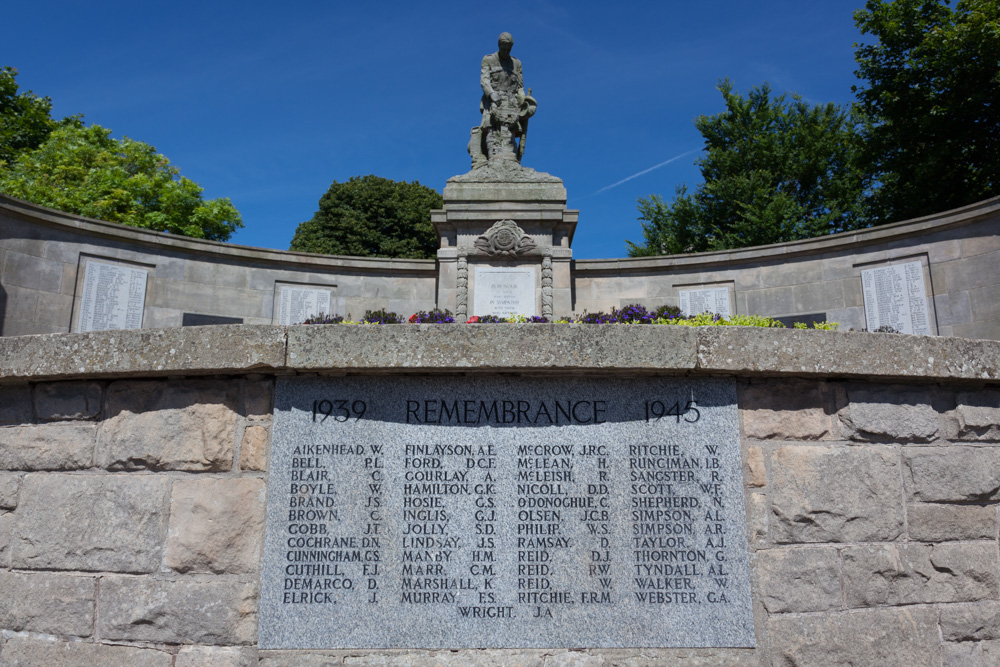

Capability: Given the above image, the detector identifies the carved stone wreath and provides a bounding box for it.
[474,219,537,257]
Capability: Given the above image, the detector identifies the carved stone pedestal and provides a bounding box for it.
[432,168,577,320]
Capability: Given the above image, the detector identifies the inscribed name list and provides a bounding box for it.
[678,287,731,318]
[861,261,931,335]
[78,261,148,332]
[473,267,535,317]
[279,286,332,325]
[259,376,754,649]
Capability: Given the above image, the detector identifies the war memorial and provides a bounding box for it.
[1,33,1000,666]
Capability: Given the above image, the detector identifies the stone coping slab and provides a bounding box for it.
[0,324,997,383]
[0,326,287,382]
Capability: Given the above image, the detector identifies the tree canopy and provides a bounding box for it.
[1,66,241,241]
[0,124,242,241]
[853,0,1000,223]
[627,81,866,256]
[0,66,67,167]
[628,0,1000,256]
[290,175,442,259]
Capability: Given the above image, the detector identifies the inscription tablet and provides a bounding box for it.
[78,261,148,332]
[473,267,535,317]
[259,376,754,649]
[278,286,332,325]
[861,261,931,335]
[678,287,731,318]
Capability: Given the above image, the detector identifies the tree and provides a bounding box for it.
[290,175,442,258]
[853,0,1000,223]
[0,124,242,241]
[626,81,867,256]
[0,66,68,167]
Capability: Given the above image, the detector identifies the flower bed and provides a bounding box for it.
[302,304,845,329]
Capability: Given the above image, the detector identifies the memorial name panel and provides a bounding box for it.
[861,261,932,335]
[77,261,148,332]
[259,376,754,649]
[278,286,332,325]
[678,287,731,318]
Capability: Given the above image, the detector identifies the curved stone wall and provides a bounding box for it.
[0,326,998,664]
[0,196,437,336]
[574,197,1000,339]
[2,192,999,339]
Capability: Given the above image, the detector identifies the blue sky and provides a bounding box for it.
[7,0,867,259]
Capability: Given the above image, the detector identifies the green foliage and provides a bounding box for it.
[726,314,789,327]
[290,175,442,259]
[853,0,1000,223]
[627,81,867,256]
[653,304,684,320]
[792,320,840,329]
[362,308,404,324]
[663,313,788,327]
[0,124,242,241]
[0,66,64,167]
[662,313,724,326]
[302,313,345,324]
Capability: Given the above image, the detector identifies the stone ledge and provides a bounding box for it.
[0,325,287,382]
[0,324,997,383]
[285,323,698,371]
[698,327,1000,381]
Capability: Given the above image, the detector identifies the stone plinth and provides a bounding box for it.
[433,171,578,320]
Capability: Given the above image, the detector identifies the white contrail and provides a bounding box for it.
[594,149,699,195]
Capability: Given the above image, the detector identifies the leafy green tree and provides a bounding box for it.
[853,0,1000,223]
[627,81,867,256]
[0,66,71,167]
[0,124,242,241]
[290,175,442,258]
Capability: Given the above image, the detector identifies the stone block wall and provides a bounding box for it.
[0,377,270,666]
[2,353,1000,664]
[743,378,1000,666]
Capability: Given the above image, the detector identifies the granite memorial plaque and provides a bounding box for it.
[77,261,148,332]
[678,287,731,318]
[861,261,932,335]
[473,267,535,317]
[259,376,754,649]
[278,286,332,325]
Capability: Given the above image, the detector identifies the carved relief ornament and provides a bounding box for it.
[474,219,537,257]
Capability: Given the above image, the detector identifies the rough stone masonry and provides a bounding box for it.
[0,325,999,665]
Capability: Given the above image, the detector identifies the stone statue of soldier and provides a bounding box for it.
[468,32,537,169]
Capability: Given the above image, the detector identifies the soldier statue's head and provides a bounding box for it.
[498,32,514,57]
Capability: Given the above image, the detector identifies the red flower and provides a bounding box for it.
[408,313,419,323]
[466,316,479,323]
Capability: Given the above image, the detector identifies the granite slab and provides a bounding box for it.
[259,375,753,649]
